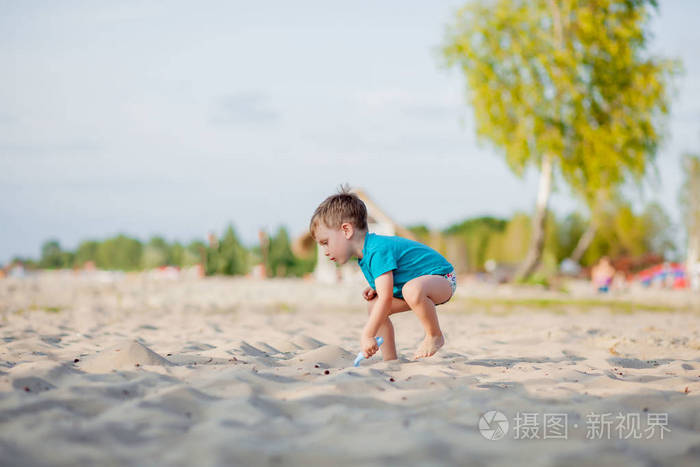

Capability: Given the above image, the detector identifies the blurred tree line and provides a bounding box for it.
[7,201,673,280]
[408,199,675,277]
[11,224,316,278]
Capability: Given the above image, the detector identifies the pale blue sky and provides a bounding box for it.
[2,0,699,263]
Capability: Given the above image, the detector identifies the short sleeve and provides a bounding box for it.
[369,247,397,279]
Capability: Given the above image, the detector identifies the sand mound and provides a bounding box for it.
[79,340,172,373]
[296,344,355,369]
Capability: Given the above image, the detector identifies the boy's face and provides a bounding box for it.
[315,222,354,265]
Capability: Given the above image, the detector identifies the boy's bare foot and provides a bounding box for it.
[413,334,445,359]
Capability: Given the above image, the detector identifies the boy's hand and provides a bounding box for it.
[362,287,377,301]
[361,335,379,358]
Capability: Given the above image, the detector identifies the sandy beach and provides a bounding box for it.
[1,272,699,466]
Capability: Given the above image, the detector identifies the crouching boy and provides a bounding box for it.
[309,188,456,360]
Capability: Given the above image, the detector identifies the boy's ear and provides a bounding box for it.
[341,222,354,239]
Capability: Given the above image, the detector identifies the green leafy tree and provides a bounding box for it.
[212,225,249,276]
[264,226,317,277]
[95,235,143,270]
[481,212,559,273]
[443,0,675,280]
[39,239,71,269]
[444,217,507,271]
[185,240,207,268]
[289,252,317,278]
[566,190,611,264]
[484,213,531,266]
[169,241,185,267]
[577,200,674,265]
[267,227,295,277]
[74,240,99,267]
[204,244,218,276]
[556,212,587,261]
[141,236,173,269]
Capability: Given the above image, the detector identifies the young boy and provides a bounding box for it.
[309,189,456,361]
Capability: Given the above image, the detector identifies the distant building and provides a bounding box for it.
[293,188,416,284]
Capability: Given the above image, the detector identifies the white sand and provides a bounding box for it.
[1,272,699,466]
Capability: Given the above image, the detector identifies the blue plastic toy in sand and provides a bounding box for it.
[353,336,384,366]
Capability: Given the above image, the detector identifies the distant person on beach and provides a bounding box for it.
[309,188,456,361]
[591,256,615,293]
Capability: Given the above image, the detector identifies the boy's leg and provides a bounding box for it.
[367,296,411,361]
[401,275,453,359]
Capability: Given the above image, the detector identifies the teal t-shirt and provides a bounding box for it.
[357,233,453,299]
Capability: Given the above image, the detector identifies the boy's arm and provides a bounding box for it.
[362,271,394,345]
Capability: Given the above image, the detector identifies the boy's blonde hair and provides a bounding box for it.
[309,185,368,240]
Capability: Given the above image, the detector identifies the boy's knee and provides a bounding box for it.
[402,282,425,308]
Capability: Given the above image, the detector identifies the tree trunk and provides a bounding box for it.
[514,154,553,281]
[688,162,700,290]
[689,236,699,291]
[513,0,561,282]
[569,222,596,264]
